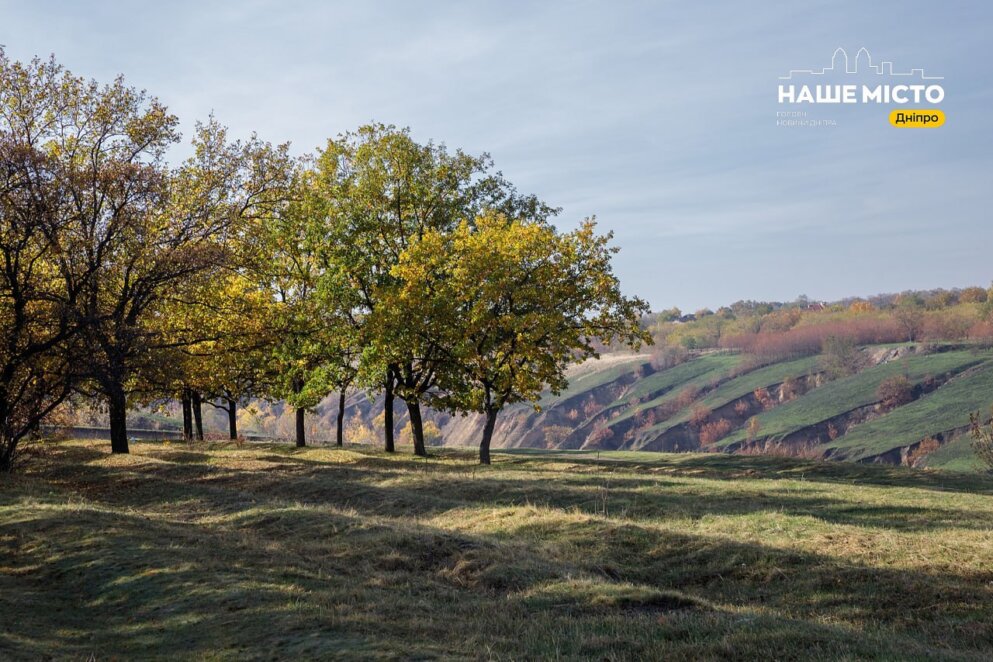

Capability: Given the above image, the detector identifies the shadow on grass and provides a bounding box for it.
[3,441,993,658]
[27,443,993,535]
[502,448,993,495]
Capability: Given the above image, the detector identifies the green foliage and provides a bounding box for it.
[392,213,650,418]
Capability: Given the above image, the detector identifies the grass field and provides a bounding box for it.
[3,440,993,659]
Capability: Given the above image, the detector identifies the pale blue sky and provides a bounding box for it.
[2,1,990,310]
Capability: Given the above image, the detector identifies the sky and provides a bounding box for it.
[1,0,990,311]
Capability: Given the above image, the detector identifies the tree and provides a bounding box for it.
[960,286,988,304]
[0,52,187,457]
[174,273,281,440]
[391,212,650,464]
[263,184,324,448]
[894,295,925,342]
[925,290,955,310]
[72,111,293,454]
[0,58,83,469]
[160,122,293,442]
[849,300,874,313]
[309,124,555,456]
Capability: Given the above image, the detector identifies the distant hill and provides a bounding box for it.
[430,343,992,471]
[224,341,992,471]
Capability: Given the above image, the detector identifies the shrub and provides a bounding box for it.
[676,386,699,408]
[422,420,443,445]
[543,425,572,447]
[922,312,972,341]
[720,318,904,360]
[820,335,866,379]
[968,321,993,346]
[634,409,657,427]
[699,418,733,445]
[780,376,799,401]
[587,424,615,447]
[746,416,761,441]
[969,409,993,472]
[876,375,914,410]
[649,346,689,371]
[689,405,711,429]
[753,387,774,411]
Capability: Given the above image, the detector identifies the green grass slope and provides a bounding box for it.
[628,355,821,442]
[537,354,651,408]
[719,349,990,447]
[922,435,986,472]
[607,353,742,427]
[2,441,993,659]
[825,360,993,462]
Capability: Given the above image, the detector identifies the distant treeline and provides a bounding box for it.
[644,288,993,361]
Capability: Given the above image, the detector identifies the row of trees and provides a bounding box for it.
[0,51,648,470]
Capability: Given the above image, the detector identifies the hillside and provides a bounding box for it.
[480,343,992,470]
[3,440,992,658]
[154,341,993,471]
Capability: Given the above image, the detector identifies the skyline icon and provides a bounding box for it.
[779,47,944,80]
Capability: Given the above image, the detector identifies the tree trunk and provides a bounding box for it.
[0,402,15,470]
[407,399,427,457]
[0,442,12,473]
[291,377,306,447]
[181,390,193,441]
[108,383,129,454]
[295,407,306,447]
[227,398,238,440]
[192,391,204,441]
[336,390,346,447]
[384,373,395,453]
[479,406,498,465]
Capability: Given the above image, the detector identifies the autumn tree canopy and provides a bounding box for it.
[0,51,648,467]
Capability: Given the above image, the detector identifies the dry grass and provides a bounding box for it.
[2,439,993,659]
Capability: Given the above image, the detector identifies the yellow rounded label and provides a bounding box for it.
[889,109,945,128]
